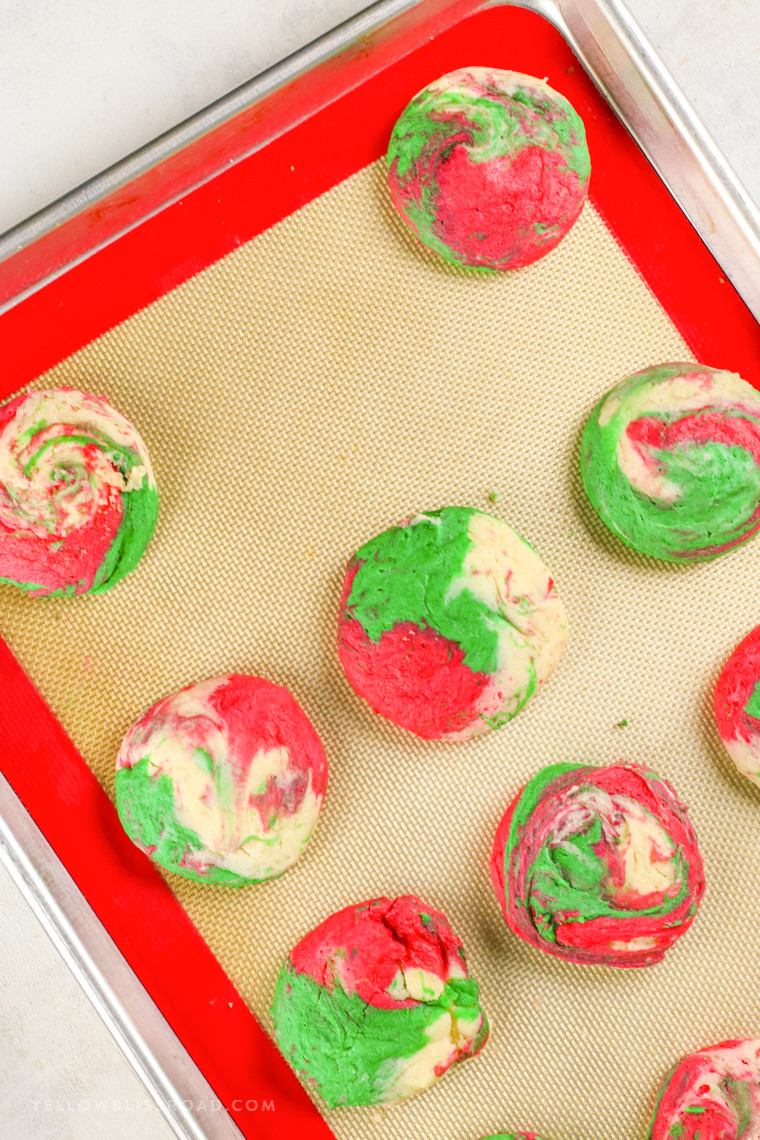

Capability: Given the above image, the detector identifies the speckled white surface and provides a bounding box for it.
[1,1,760,1138]
[0,863,179,1140]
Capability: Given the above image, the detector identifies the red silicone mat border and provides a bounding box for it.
[1,7,759,1139]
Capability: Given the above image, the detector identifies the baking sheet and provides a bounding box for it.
[1,157,759,1140]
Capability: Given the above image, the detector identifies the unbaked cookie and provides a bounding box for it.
[115,674,327,885]
[714,624,760,788]
[490,761,705,966]
[649,1039,760,1139]
[0,387,158,596]
[272,894,488,1106]
[387,68,590,270]
[580,362,760,562]
[337,507,568,740]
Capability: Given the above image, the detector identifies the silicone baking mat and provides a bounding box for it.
[1,6,759,1140]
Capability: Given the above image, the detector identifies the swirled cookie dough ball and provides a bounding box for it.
[580,362,760,562]
[0,388,158,596]
[490,762,705,967]
[115,675,327,886]
[337,507,568,741]
[272,895,488,1106]
[714,624,760,788]
[649,1039,760,1139]
[387,68,590,270]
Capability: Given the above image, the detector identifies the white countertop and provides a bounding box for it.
[2,2,760,1138]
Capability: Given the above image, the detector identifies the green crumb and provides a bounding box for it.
[488,491,500,503]
[616,719,629,728]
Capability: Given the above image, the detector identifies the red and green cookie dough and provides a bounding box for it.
[387,68,590,271]
[272,894,488,1106]
[649,1039,760,1139]
[115,674,327,886]
[714,624,760,788]
[481,1134,547,1139]
[338,507,568,741]
[0,387,158,596]
[580,363,760,562]
[490,762,705,967]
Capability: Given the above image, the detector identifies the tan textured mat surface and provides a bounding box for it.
[2,160,759,1140]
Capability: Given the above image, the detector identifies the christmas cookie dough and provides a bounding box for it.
[387,68,590,271]
[580,362,760,562]
[115,674,327,885]
[482,1134,546,1139]
[714,624,760,788]
[649,1039,760,1139]
[272,894,488,1106]
[0,387,158,596]
[337,507,568,740]
[490,762,705,967]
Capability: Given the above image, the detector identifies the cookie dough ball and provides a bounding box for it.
[714,624,760,788]
[115,674,327,885]
[387,68,590,271]
[0,388,158,596]
[490,762,705,967]
[337,507,568,741]
[272,895,488,1106]
[580,362,760,562]
[649,1039,760,1139]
